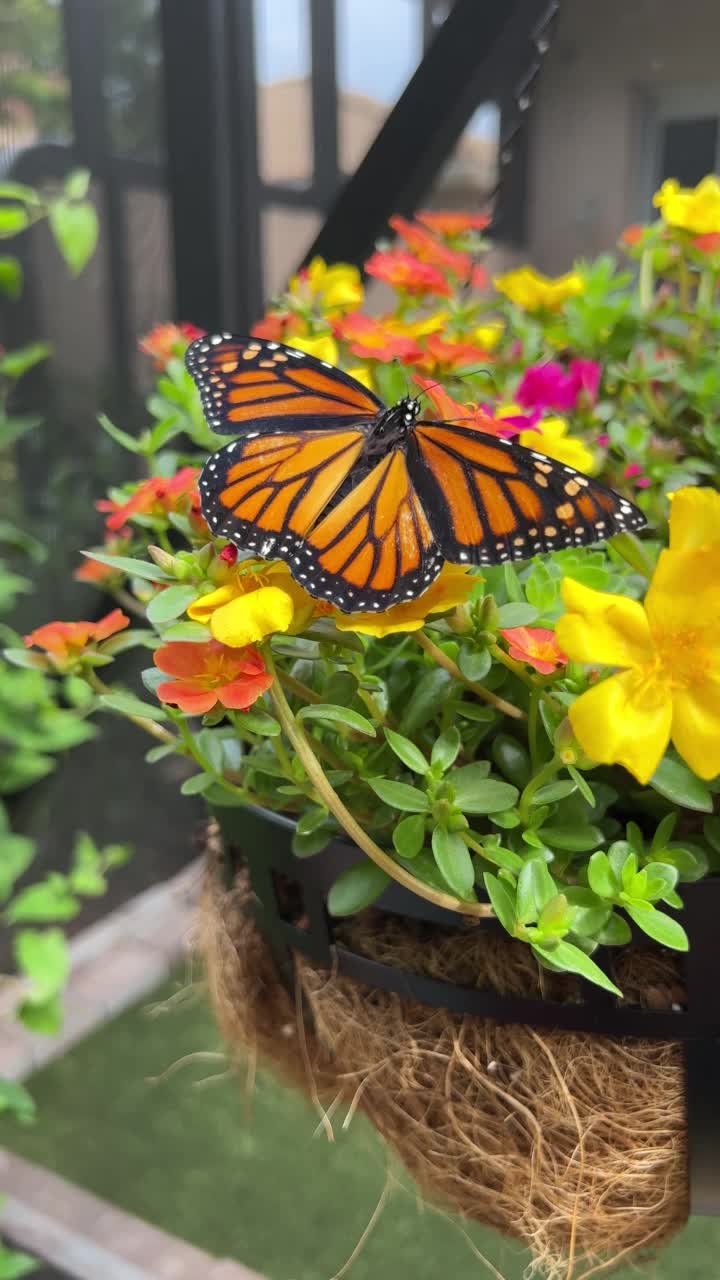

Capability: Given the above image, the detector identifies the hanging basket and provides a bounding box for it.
[202,804,720,1279]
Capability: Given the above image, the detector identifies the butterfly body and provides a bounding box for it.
[188,335,646,613]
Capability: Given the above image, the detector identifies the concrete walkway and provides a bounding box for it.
[0,860,269,1279]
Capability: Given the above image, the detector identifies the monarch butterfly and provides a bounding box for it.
[187,334,645,613]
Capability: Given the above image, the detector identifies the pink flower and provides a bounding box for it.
[624,463,651,490]
[516,359,601,413]
[596,433,610,448]
[500,626,567,675]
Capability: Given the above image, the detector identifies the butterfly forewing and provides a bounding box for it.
[186,334,382,435]
[408,421,645,564]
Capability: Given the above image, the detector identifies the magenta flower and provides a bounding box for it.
[517,359,601,413]
[624,463,651,490]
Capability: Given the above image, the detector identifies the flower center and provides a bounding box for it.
[651,627,710,691]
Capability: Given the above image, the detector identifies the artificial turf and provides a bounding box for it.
[2,975,719,1280]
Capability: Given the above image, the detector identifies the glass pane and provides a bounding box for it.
[104,0,164,161]
[0,0,72,169]
[660,119,718,188]
[336,0,422,173]
[255,0,313,186]
[262,204,322,299]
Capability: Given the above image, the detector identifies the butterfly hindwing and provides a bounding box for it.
[186,334,383,435]
[293,450,443,612]
[200,428,366,562]
[408,421,645,565]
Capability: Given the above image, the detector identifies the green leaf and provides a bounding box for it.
[0,181,42,204]
[0,1078,36,1125]
[516,858,556,923]
[367,778,429,812]
[7,881,78,924]
[0,834,35,900]
[48,197,98,273]
[537,823,603,852]
[14,927,69,999]
[0,206,29,237]
[18,993,63,1035]
[431,827,475,898]
[651,812,677,854]
[97,412,142,453]
[0,1242,37,1277]
[458,646,491,682]
[532,780,578,805]
[392,814,426,859]
[64,167,91,200]
[79,551,170,582]
[399,668,453,734]
[650,755,713,813]
[327,861,390,915]
[236,708,280,736]
[145,743,176,764]
[491,735,531,787]
[298,704,376,736]
[145,414,184,452]
[567,765,595,806]
[160,621,210,642]
[296,807,329,837]
[431,726,461,773]
[496,603,540,628]
[587,850,618,899]
[451,767,519,814]
[146,583,199,625]
[624,903,689,950]
[0,256,22,299]
[180,772,214,795]
[641,861,679,902]
[384,728,429,774]
[292,826,332,857]
[596,912,632,946]
[0,342,50,379]
[532,941,622,997]
[483,872,516,934]
[99,692,168,722]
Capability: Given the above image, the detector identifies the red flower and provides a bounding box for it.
[139,323,205,369]
[389,215,471,277]
[333,313,422,363]
[416,211,491,237]
[692,232,720,255]
[500,626,567,675]
[251,312,296,341]
[469,263,489,291]
[414,377,508,437]
[219,544,238,565]
[25,609,129,666]
[154,640,272,715]
[620,224,645,247]
[418,333,493,373]
[364,250,451,296]
[97,467,200,534]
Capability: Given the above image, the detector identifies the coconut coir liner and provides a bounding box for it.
[201,858,688,1280]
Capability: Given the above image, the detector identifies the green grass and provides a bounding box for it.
[2,977,720,1280]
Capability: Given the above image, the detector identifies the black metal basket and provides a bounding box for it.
[213,802,720,1215]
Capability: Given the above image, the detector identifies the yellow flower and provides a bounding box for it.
[290,257,364,313]
[472,320,504,350]
[289,333,339,365]
[668,485,720,552]
[189,561,316,647]
[653,176,720,235]
[493,266,585,312]
[333,565,477,638]
[384,311,448,339]
[556,507,720,784]
[519,416,595,474]
[346,365,375,392]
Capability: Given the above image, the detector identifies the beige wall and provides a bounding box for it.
[528,0,720,271]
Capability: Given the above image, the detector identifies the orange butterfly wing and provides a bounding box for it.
[295,450,442,611]
[408,422,644,564]
[201,429,366,562]
[186,334,382,435]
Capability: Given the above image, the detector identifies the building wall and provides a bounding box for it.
[527,0,720,271]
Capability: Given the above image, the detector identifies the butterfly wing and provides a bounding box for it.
[201,428,368,562]
[408,422,645,564]
[186,334,383,435]
[286,449,442,612]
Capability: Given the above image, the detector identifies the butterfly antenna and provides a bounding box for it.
[415,366,496,406]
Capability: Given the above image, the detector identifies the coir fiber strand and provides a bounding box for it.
[200,849,687,1280]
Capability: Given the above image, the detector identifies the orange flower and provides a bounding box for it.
[620,224,645,247]
[419,333,493,373]
[500,626,567,675]
[250,312,296,341]
[416,211,491,238]
[97,467,200,534]
[389,215,471,276]
[333,313,423,363]
[139,323,204,368]
[154,640,272,715]
[25,609,129,667]
[692,232,720,254]
[74,535,131,585]
[414,377,507,437]
[364,250,451,296]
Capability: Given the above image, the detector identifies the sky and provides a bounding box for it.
[254,0,498,139]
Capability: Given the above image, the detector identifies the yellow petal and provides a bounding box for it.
[290,334,339,365]
[187,584,237,623]
[557,578,653,668]
[645,548,720,636]
[668,486,720,552]
[346,365,375,392]
[671,675,720,780]
[209,586,295,646]
[569,669,672,785]
[335,566,476,637]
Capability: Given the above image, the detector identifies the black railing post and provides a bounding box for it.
[310,0,340,205]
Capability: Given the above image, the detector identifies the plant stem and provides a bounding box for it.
[278,669,322,704]
[416,630,525,721]
[638,248,654,314]
[518,755,563,825]
[112,588,147,619]
[265,649,492,920]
